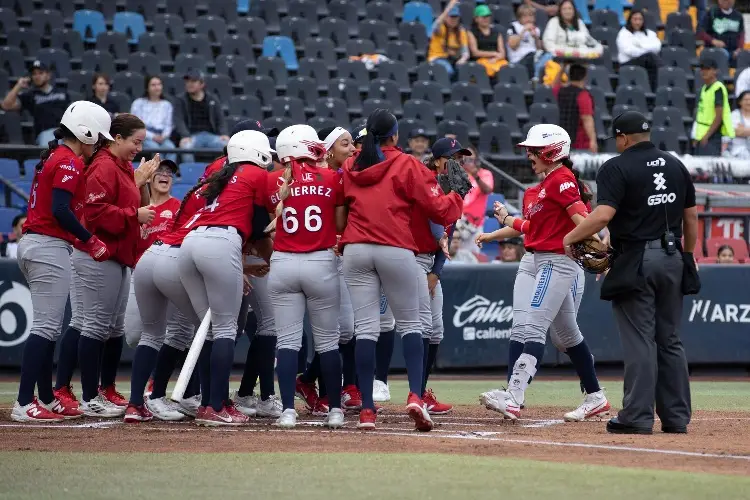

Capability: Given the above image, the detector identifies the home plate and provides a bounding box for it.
[522,419,565,428]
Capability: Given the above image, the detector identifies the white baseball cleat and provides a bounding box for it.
[324,408,345,429]
[231,390,258,417]
[256,395,283,418]
[80,395,125,418]
[564,390,611,422]
[145,397,186,421]
[11,399,65,423]
[176,394,201,418]
[275,408,298,428]
[480,389,521,420]
[373,379,391,402]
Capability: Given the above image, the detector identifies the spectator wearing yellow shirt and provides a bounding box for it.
[428,0,470,76]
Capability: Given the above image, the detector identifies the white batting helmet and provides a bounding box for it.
[517,124,571,164]
[227,130,275,168]
[60,101,113,145]
[275,124,327,163]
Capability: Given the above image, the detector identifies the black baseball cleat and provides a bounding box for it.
[662,425,688,434]
[606,417,653,435]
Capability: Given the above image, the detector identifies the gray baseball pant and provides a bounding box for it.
[246,255,276,337]
[613,247,691,429]
[68,257,84,331]
[380,292,395,332]
[268,250,340,353]
[336,256,355,343]
[16,233,72,342]
[178,227,244,341]
[415,253,445,344]
[343,244,421,342]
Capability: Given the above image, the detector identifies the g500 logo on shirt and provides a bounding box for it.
[0,281,33,347]
[647,172,675,205]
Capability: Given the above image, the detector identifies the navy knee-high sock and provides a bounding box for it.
[507,340,525,382]
[276,348,298,410]
[130,345,159,406]
[401,333,424,396]
[238,339,259,397]
[209,338,234,412]
[566,340,600,394]
[150,344,182,400]
[199,340,213,407]
[55,326,80,390]
[100,336,124,388]
[340,339,356,387]
[375,328,395,383]
[355,339,377,410]
[37,340,56,404]
[299,352,320,384]
[78,336,104,402]
[320,350,342,409]
[256,335,277,400]
[422,343,439,395]
[522,341,545,363]
[17,335,54,406]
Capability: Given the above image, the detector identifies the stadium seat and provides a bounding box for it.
[108,91,132,113]
[174,54,208,77]
[113,71,144,101]
[737,51,750,74]
[160,73,183,99]
[590,9,621,30]
[170,183,192,200]
[243,76,277,113]
[8,29,41,62]
[31,9,63,38]
[80,49,114,76]
[590,27,618,57]
[257,57,289,91]
[593,0,625,24]
[403,99,438,136]
[164,0,199,28]
[376,61,411,94]
[179,34,214,62]
[287,76,318,115]
[493,83,529,121]
[319,18,350,50]
[478,122,515,160]
[0,8,17,43]
[402,1,433,37]
[261,37,299,71]
[252,0,281,33]
[36,48,71,82]
[297,58,330,94]
[153,14,185,44]
[399,22,430,55]
[397,118,427,148]
[288,0,320,35]
[650,126,680,152]
[457,62,493,97]
[489,4,513,27]
[337,60,370,93]
[235,17,267,49]
[668,29,697,52]
[651,107,689,143]
[416,62,451,95]
[486,103,521,138]
[451,82,486,120]
[360,19,392,49]
[700,48,729,78]
[127,52,161,77]
[220,35,255,65]
[347,39,377,58]
[386,41,418,69]
[73,10,106,43]
[572,0,592,24]
[195,15,228,45]
[8,181,31,209]
[0,158,21,181]
[314,97,349,127]
[363,98,395,118]
[271,96,306,123]
[705,238,750,262]
[51,29,84,64]
[213,0,239,27]
[660,47,694,75]
[529,103,560,125]
[177,163,207,185]
[654,88,689,119]
[409,81,444,118]
[586,86,611,122]
[533,86,556,105]
[67,70,92,96]
[216,55,250,83]
[328,78,363,116]
[113,12,146,44]
[437,120,469,145]
[327,0,360,37]
[228,95,263,119]
[665,12,692,33]
[497,64,530,87]
[617,65,653,95]
[95,32,130,65]
[138,33,173,68]
[632,0,661,22]
[367,1,397,28]
[302,37,337,72]
[0,47,24,79]
[657,66,690,93]
[205,74,233,110]
[80,0,116,20]
[614,86,648,115]
[368,79,403,114]
[308,116,338,131]
[611,104,637,117]
[124,0,158,21]
[444,102,479,137]
[280,17,311,46]
[0,207,22,231]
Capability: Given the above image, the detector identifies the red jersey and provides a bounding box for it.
[202,156,226,180]
[22,145,86,243]
[266,162,344,253]
[135,197,180,262]
[160,187,205,246]
[341,147,463,253]
[182,162,268,243]
[523,167,584,254]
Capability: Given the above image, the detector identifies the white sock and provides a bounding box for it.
[508,353,538,404]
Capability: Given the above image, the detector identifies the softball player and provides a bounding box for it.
[73,114,160,417]
[341,109,465,431]
[266,124,346,429]
[178,130,273,426]
[11,101,112,423]
[478,124,609,421]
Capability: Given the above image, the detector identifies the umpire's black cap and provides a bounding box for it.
[608,111,650,139]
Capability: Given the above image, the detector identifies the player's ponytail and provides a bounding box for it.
[275,161,295,218]
[35,127,70,174]
[561,157,593,203]
[202,159,240,205]
[354,109,398,171]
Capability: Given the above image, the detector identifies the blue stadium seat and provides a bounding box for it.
[238,0,250,15]
[261,36,299,71]
[113,12,146,44]
[0,207,22,232]
[73,10,106,43]
[402,1,434,37]
[10,181,31,209]
[178,163,208,185]
[573,0,592,24]
[0,158,21,181]
[171,183,193,200]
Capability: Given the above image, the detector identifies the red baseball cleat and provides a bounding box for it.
[99,385,128,408]
[11,399,65,423]
[42,398,84,419]
[341,385,362,411]
[53,385,80,409]
[295,377,318,410]
[406,392,434,432]
[357,408,377,430]
[225,401,250,424]
[423,388,453,415]
[123,403,153,423]
[312,396,330,416]
[196,406,243,426]
[145,378,154,396]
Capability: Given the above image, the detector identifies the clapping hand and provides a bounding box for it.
[134,153,160,187]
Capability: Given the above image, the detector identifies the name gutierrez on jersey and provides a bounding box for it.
[270,185,333,205]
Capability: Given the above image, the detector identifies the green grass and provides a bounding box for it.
[0,452,748,500]
[2,379,750,411]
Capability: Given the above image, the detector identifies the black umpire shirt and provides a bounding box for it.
[595,141,696,248]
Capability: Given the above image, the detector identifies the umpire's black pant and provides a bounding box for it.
[612,245,692,430]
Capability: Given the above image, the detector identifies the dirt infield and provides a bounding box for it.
[2,404,748,475]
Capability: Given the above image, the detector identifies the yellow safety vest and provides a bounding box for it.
[694,81,735,141]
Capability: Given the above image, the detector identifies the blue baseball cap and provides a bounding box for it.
[448,6,461,16]
[431,137,472,158]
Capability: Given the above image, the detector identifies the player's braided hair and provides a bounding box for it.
[275,161,295,218]
[561,158,592,203]
[35,127,71,174]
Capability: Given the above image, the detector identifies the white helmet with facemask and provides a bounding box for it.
[517,124,571,164]
[275,124,327,163]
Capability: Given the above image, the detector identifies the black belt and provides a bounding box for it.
[620,237,668,253]
[23,230,40,236]
[153,240,180,248]
[524,248,534,254]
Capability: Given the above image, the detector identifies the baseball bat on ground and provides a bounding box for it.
[171,308,211,401]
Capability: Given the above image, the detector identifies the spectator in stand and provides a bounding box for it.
[526,0,558,17]
[680,0,707,25]
[468,4,507,79]
[408,128,430,160]
[692,57,734,156]
[89,73,119,118]
[698,0,744,67]
[553,64,597,154]
[735,66,750,98]
[447,231,478,264]
[130,76,177,162]
[174,70,228,163]
[1,61,70,146]
[542,0,602,60]
[616,10,662,92]
[459,144,494,231]
[494,237,524,263]
[725,91,750,159]
[0,214,26,258]
[507,4,548,81]
[716,244,735,263]
[428,0,470,76]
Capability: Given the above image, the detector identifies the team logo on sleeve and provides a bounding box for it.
[61,175,74,183]
[87,192,106,203]
[160,210,173,219]
[538,188,546,199]
[559,182,575,193]
[430,185,440,197]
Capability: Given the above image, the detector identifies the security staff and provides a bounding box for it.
[563,111,699,435]
[691,56,734,157]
